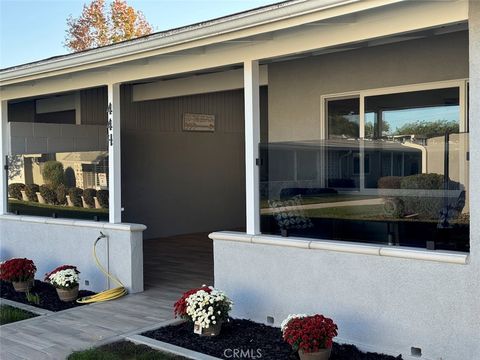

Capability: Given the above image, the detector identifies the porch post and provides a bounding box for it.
[470,0,480,259]
[244,60,261,235]
[0,100,7,215]
[107,83,122,223]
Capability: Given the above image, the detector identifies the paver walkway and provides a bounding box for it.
[0,232,214,360]
[0,292,171,359]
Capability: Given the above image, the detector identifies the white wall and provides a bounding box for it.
[0,216,145,293]
[213,235,478,359]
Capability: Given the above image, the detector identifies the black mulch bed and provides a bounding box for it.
[143,319,402,360]
[0,280,96,312]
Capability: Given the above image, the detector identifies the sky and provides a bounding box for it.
[0,0,279,69]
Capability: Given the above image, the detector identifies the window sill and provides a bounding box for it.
[0,214,147,232]
[208,231,469,265]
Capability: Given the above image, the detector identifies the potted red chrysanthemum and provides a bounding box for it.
[0,258,36,292]
[282,314,338,360]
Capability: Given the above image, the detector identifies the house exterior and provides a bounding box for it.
[1,0,479,359]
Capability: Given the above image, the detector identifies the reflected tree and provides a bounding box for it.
[7,156,23,181]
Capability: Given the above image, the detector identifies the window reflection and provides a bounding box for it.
[260,86,469,252]
[7,151,109,221]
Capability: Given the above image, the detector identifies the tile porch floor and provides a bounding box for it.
[0,232,214,360]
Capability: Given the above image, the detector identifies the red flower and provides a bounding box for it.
[173,286,212,318]
[0,258,36,282]
[282,314,338,353]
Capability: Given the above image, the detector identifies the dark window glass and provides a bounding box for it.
[260,87,469,252]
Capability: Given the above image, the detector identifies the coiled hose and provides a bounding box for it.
[76,232,128,303]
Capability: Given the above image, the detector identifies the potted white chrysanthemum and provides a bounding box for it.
[175,285,233,336]
[45,265,80,302]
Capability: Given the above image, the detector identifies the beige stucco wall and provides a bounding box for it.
[268,31,469,142]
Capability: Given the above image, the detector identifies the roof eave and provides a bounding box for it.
[0,0,405,85]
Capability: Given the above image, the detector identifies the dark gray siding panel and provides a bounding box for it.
[120,86,267,239]
[80,87,107,125]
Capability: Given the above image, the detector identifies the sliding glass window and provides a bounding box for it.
[260,82,469,252]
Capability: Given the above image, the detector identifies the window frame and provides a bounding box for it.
[320,79,469,193]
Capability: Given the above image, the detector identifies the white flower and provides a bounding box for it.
[184,286,232,329]
[49,268,79,289]
[281,314,308,332]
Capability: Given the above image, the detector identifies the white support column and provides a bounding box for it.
[0,101,7,215]
[107,83,122,223]
[244,60,261,235]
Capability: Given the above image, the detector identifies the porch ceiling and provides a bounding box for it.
[0,0,469,100]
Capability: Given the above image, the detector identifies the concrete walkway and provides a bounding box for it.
[0,232,214,359]
[0,292,172,359]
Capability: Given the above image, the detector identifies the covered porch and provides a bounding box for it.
[1,0,479,358]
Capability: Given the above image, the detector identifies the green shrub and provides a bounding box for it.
[377,176,402,189]
[400,173,445,190]
[25,184,40,202]
[42,161,65,187]
[400,173,462,219]
[83,188,97,208]
[68,187,83,207]
[96,190,109,209]
[56,184,68,205]
[39,185,57,204]
[65,167,76,187]
[8,183,25,200]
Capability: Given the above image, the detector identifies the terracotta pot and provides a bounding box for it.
[12,278,34,292]
[56,285,79,302]
[298,348,332,360]
[194,321,223,337]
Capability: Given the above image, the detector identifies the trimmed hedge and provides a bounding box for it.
[39,185,57,204]
[42,161,65,187]
[377,176,402,189]
[25,184,40,202]
[56,184,68,205]
[97,190,109,209]
[68,187,83,207]
[378,173,463,219]
[8,183,25,200]
[83,188,97,208]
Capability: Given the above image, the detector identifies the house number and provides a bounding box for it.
[107,102,113,146]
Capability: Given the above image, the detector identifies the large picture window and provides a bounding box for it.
[260,81,469,252]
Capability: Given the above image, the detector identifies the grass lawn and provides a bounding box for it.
[305,204,385,219]
[8,199,108,221]
[68,341,186,360]
[0,305,37,325]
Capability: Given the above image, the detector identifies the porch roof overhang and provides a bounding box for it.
[0,0,469,100]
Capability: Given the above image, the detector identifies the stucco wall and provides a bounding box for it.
[213,23,478,360]
[268,31,469,142]
[0,216,145,294]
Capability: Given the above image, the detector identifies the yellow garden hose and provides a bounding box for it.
[76,232,128,303]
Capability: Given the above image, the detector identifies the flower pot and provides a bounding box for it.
[12,278,34,292]
[194,321,223,337]
[298,348,332,360]
[56,285,79,302]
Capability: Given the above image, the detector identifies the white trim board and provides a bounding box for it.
[133,66,268,101]
[209,231,470,265]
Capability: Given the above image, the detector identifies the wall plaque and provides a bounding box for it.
[183,113,215,132]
